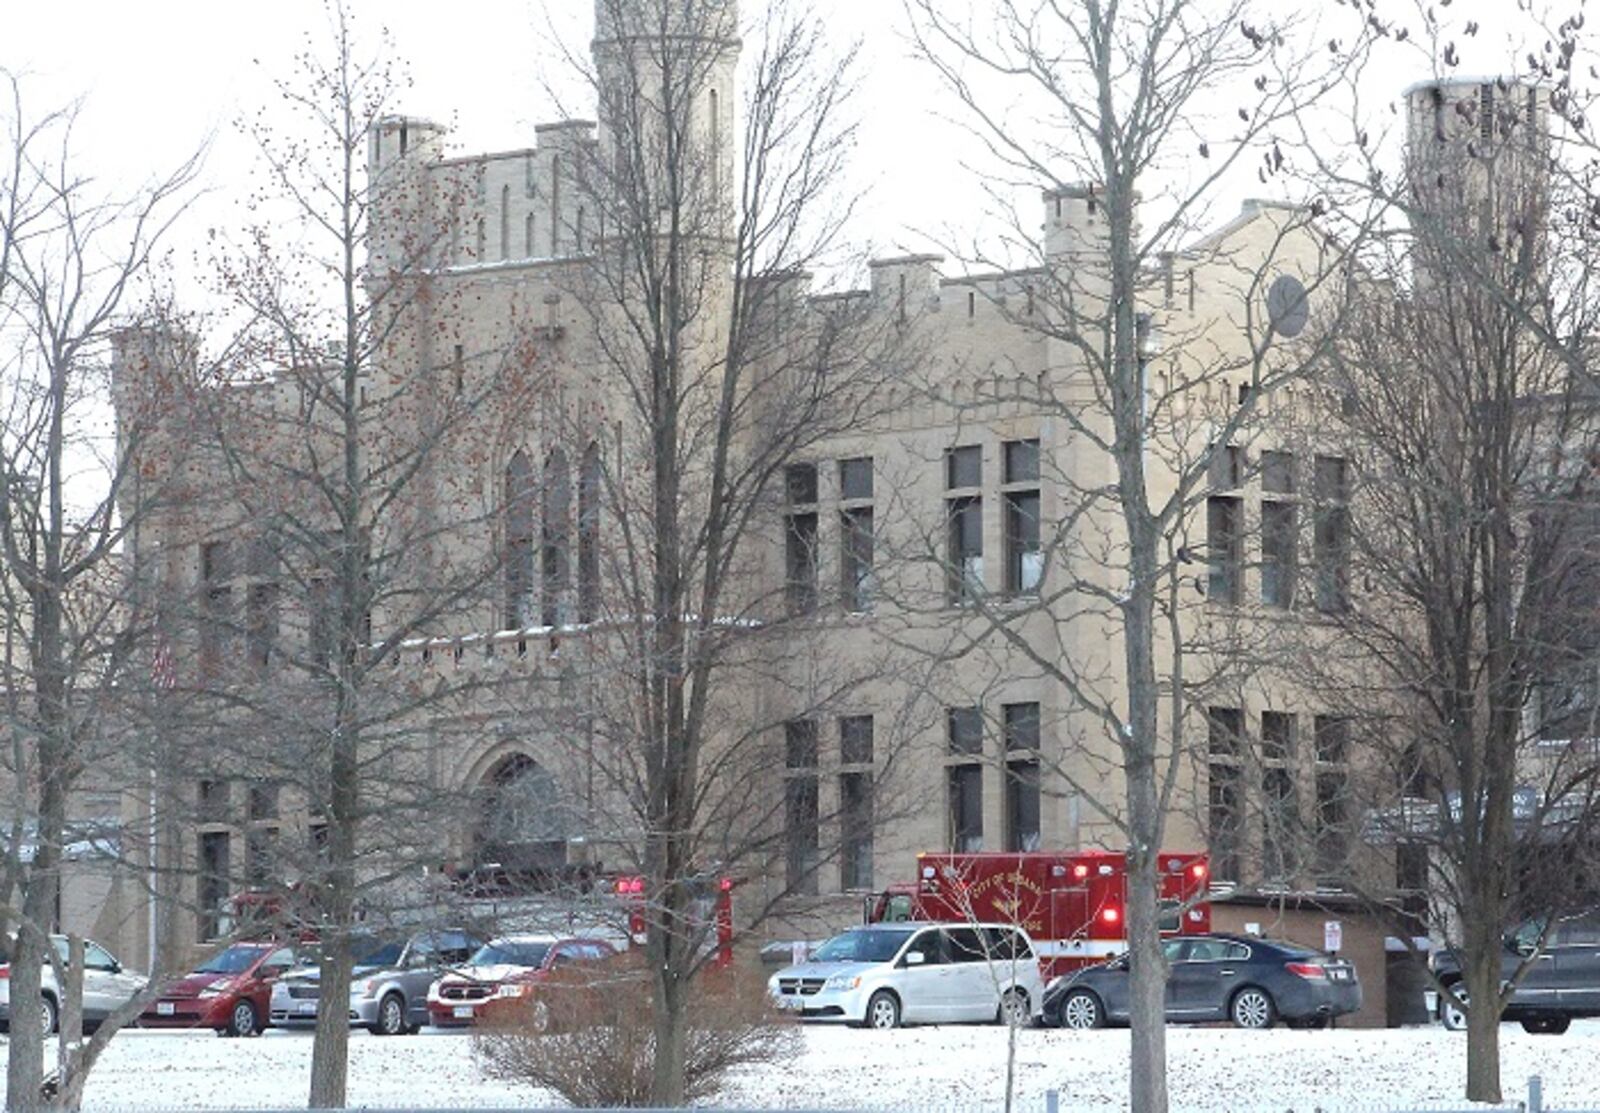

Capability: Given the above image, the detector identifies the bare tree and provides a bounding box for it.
[894,4,1386,1110]
[523,0,913,1102]
[0,70,199,1112]
[1290,69,1600,1101]
[110,8,544,1107]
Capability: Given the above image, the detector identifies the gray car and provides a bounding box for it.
[269,930,482,1035]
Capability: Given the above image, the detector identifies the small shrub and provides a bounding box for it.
[474,952,798,1107]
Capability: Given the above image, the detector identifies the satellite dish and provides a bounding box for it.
[1266,274,1309,338]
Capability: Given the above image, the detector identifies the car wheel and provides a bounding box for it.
[372,994,406,1037]
[1521,1016,1571,1035]
[864,990,901,1030]
[41,995,58,1038]
[226,1000,259,1038]
[1230,987,1276,1030]
[1440,987,1468,1032]
[997,989,1031,1028]
[1058,989,1105,1031]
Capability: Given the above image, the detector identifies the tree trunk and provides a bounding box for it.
[5,921,49,1113]
[649,959,688,1106]
[1463,938,1503,1104]
[55,936,84,1107]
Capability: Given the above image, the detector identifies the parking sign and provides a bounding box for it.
[1324,920,1343,953]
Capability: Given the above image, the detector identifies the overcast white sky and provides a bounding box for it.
[3,0,1564,284]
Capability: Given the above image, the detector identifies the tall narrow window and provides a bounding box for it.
[1314,455,1350,613]
[839,716,874,890]
[200,541,233,679]
[475,216,486,261]
[948,764,984,853]
[1004,760,1041,852]
[542,448,571,627]
[785,463,819,614]
[525,212,535,258]
[1207,443,1243,604]
[578,443,601,624]
[198,831,231,940]
[1261,711,1299,883]
[784,720,819,894]
[1313,715,1350,884]
[839,457,874,613]
[500,184,511,259]
[1003,438,1042,594]
[246,582,278,671]
[1002,700,1041,851]
[946,440,985,603]
[1207,707,1243,882]
[709,88,721,201]
[505,450,536,629]
[549,154,561,254]
[948,707,984,851]
[576,207,587,252]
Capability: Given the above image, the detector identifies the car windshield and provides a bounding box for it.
[196,945,270,975]
[469,941,551,968]
[356,941,403,967]
[811,928,914,964]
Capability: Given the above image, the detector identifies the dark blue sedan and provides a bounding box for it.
[1043,933,1361,1030]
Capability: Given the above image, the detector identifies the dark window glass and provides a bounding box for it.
[947,445,982,489]
[1262,711,1295,762]
[1005,492,1042,594]
[1209,445,1242,491]
[1315,771,1349,883]
[840,507,874,612]
[840,772,874,890]
[1314,505,1349,614]
[247,782,279,822]
[947,928,988,963]
[840,715,873,765]
[578,444,602,623]
[785,720,818,769]
[1208,707,1242,757]
[246,826,277,887]
[246,582,278,669]
[1314,455,1349,503]
[1262,451,1295,496]
[948,707,983,756]
[1314,716,1349,764]
[199,779,231,825]
[201,541,233,583]
[1004,760,1041,852]
[785,776,819,894]
[949,764,983,852]
[505,450,536,629]
[1262,765,1299,882]
[840,457,874,501]
[198,831,231,940]
[1003,439,1040,485]
[948,496,983,603]
[1208,762,1241,882]
[786,463,818,505]
[1261,501,1297,609]
[541,449,571,627]
[1207,496,1243,604]
[1003,702,1040,752]
[786,513,819,614]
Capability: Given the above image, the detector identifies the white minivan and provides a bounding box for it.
[767,922,1044,1029]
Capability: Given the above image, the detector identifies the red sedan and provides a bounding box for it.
[426,935,616,1028]
[141,942,299,1037]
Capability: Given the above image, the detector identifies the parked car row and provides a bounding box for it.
[768,923,1364,1031]
[1427,913,1600,1035]
[0,929,619,1039]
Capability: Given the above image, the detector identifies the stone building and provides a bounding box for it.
[82,3,1565,1028]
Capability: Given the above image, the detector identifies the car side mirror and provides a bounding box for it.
[904,951,926,967]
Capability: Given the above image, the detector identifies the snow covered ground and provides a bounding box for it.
[4,1021,1599,1112]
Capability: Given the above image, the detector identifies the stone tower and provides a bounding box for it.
[1404,78,1550,272]
[591,0,739,235]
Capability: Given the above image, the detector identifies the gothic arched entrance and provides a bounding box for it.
[470,753,569,891]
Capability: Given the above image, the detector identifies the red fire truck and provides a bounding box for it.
[611,873,740,968]
[864,850,1211,978]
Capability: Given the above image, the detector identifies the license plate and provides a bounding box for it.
[777,996,802,1010]
[452,1005,475,1019]
[156,1002,175,1016]
[1330,968,1350,982]
[297,1003,316,1015]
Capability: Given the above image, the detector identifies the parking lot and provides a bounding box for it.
[4,1020,1600,1112]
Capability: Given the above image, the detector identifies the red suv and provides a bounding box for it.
[141,942,300,1037]
[426,935,616,1028]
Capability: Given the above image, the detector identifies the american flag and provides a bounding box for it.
[151,636,178,691]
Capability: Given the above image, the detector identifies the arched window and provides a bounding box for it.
[542,448,571,626]
[578,442,601,623]
[500,184,511,259]
[505,450,536,629]
[549,155,562,254]
[473,753,567,885]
